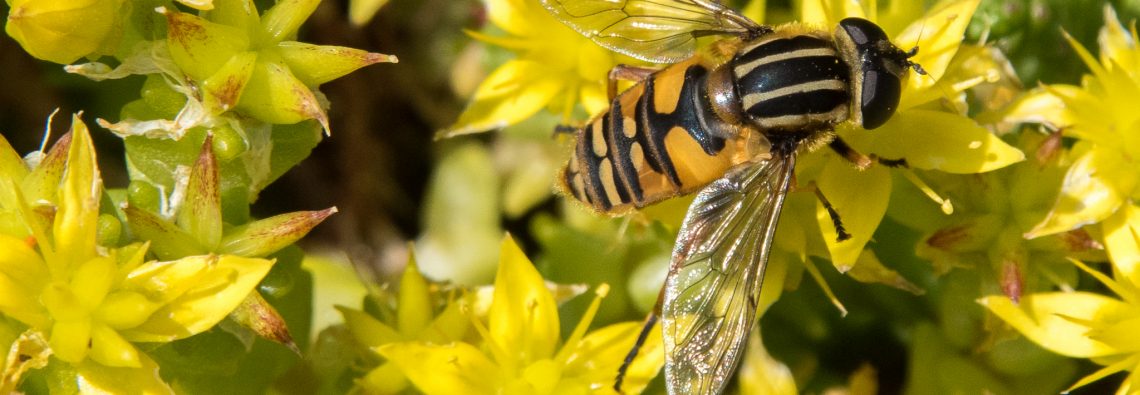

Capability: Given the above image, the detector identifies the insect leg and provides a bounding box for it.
[614,312,659,393]
[828,137,909,168]
[813,186,852,242]
[553,124,579,136]
[793,173,852,242]
[827,137,873,170]
[608,65,657,101]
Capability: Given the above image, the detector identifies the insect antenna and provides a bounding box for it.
[905,47,928,76]
[905,21,929,76]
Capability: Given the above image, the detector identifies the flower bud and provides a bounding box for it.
[5,0,120,64]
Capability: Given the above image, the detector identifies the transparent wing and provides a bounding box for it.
[661,151,795,395]
[540,0,768,63]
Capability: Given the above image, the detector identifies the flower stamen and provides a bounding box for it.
[902,170,953,214]
[554,283,609,364]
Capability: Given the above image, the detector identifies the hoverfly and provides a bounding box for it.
[542,0,925,393]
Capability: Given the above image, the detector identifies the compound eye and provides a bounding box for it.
[860,68,901,129]
[838,18,885,46]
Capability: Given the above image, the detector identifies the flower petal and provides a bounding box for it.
[1063,353,1140,393]
[199,51,257,114]
[0,134,28,182]
[69,256,115,308]
[443,60,563,137]
[846,249,924,294]
[842,110,1025,174]
[95,291,160,330]
[489,235,561,365]
[178,139,223,251]
[1088,315,1140,354]
[357,362,409,394]
[798,0,865,27]
[377,342,498,395]
[979,292,1140,358]
[53,116,102,267]
[1104,204,1140,293]
[0,235,48,293]
[3,0,118,64]
[123,206,207,261]
[398,251,432,336]
[816,156,890,270]
[217,207,336,257]
[238,56,330,131]
[276,41,397,86]
[1027,147,1134,238]
[75,354,174,395]
[894,0,980,86]
[259,0,320,42]
[486,0,547,37]
[119,255,273,342]
[21,132,71,207]
[88,324,141,368]
[50,319,92,364]
[422,302,470,344]
[163,9,250,81]
[562,322,663,395]
[987,86,1077,129]
[737,326,796,395]
[1098,5,1140,72]
[337,306,403,346]
[231,292,296,351]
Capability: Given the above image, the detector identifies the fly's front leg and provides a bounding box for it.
[813,186,852,242]
[828,137,909,169]
[608,64,657,101]
[789,179,852,243]
[813,136,909,242]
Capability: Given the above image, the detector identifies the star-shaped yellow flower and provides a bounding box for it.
[1017,6,1140,240]
[981,203,1140,393]
[342,251,470,393]
[0,116,273,393]
[378,235,663,394]
[442,0,627,137]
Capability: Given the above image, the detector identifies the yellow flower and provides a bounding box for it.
[793,0,1024,269]
[1019,6,1140,239]
[736,325,796,395]
[982,13,1140,391]
[0,116,273,393]
[343,251,469,394]
[81,0,394,138]
[378,235,663,394]
[980,204,1140,393]
[897,133,1101,301]
[442,0,624,137]
[4,0,122,64]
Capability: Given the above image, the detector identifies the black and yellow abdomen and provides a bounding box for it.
[562,26,856,214]
[561,56,761,213]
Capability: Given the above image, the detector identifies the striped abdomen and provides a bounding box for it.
[561,57,762,213]
[561,29,853,213]
[732,32,851,130]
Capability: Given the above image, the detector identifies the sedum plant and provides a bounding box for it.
[6,0,1140,393]
[3,0,391,392]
